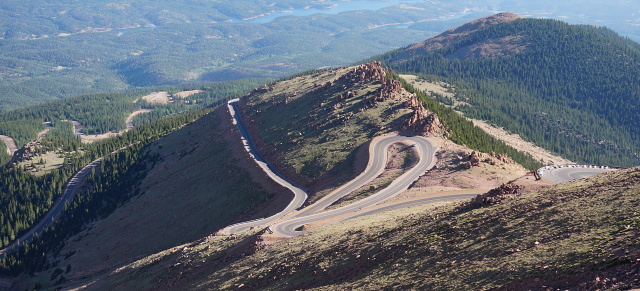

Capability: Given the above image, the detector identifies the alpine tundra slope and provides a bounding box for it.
[224,98,474,237]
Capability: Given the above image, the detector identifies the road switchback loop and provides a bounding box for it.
[224,99,449,237]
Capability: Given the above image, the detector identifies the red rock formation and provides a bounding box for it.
[401,94,447,137]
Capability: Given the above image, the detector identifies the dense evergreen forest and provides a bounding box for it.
[0,78,265,150]
[379,18,640,167]
[388,72,542,170]
[0,78,262,255]
[0,108,213,276]
[0,143,8,165]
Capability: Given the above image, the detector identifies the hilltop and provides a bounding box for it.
[379,13,640,167]
[235,61,536,204]
[237,62,444,191]
[401,12,525,58]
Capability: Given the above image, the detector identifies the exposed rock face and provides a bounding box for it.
[401,94,447,137]
[460,150,516,169]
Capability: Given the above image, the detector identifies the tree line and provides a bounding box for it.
[388,72,543,170]
[379,18,640,167]
[0,107,214,276]
[0,78,266,157]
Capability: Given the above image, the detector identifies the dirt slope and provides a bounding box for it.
[87,167,640,290]
[19,106,293,290]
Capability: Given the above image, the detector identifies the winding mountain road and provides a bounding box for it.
[272,136,437,237]
[540,165,616,183]
[0,158,102,256]
[224,99,455,237]
[0,135,18,156]
[224,99,308,234]
[0,110,151,255]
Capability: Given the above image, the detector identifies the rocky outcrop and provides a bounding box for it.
[401,94,447,137]
[458,183,525,211]
[461,150,516,169]
[10,141,39,164]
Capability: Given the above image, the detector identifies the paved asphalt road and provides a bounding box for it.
[271,136,438,237]
[291,136,434,218]
[541,166,615,183]
[224,99,308,234]
[0,158,102,256]
[223,99,476,237]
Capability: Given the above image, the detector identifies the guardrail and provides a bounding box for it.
[536,164,612,176]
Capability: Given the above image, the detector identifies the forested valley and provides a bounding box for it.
[0,108,213,277]
[0,77,265,263]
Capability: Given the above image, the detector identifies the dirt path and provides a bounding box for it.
[63,109,153,143]
[37,122,54,139]
[400,74,572,165]
[126,109,153,130]
[0,135,18,156]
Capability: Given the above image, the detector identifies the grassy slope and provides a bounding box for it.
[241,66,414,190]
[24,108,288,290]
[87,167,640,290]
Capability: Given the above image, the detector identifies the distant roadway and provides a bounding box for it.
[0,158,102,256]
[540,165,615,183]
[0,109,151,255]
[0,135,18,156]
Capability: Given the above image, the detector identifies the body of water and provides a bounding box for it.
[228,0,425,24]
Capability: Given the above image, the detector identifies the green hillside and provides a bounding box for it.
[378,14,640,167]
[0,78,263,149]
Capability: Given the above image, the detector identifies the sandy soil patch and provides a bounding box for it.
[173,90,203,99]
[141,91,170,104]
[393,138,528,202]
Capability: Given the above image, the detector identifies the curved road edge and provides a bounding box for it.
[292,135,428,218]
[0,135,18,156]
[538,164,617,183]
[338,193,479,223]
[272,136,437,237]
[0,158,102,257]
[224,99,308,234]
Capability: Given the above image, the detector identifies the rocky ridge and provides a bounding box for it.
[238,61,448,193]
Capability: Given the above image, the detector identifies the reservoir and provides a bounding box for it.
[228,0,425,24]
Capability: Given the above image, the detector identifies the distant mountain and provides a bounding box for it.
[400,12,525,58]
[379,13,640,167]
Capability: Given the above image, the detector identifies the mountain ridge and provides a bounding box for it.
[404,12,525,56]
[379,13,640,167]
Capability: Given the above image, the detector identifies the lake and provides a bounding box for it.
[228,0,425,24]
